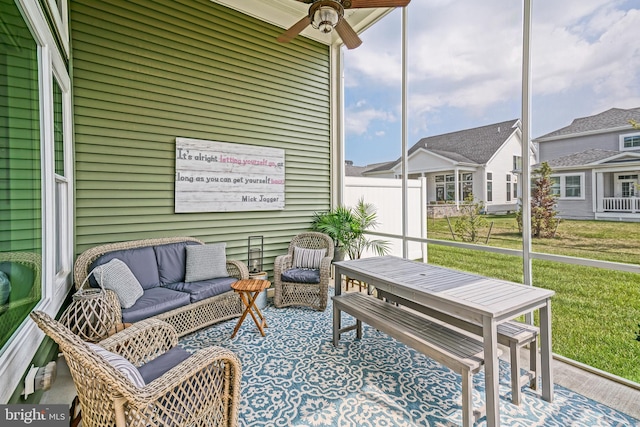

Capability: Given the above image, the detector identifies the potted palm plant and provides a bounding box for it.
[311,198,390,261]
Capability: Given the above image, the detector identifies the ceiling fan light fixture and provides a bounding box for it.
[310,1,343,34]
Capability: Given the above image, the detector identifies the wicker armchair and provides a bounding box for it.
[273,232,334,311]
[30,311,241,427]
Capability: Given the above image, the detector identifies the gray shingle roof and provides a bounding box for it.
[345,161,391,176]
[539,148,621,168]
[366,119,520,173]
[536,107,640,139]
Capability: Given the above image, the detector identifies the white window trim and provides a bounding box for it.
[619,132,640,151]
[551,172,586,200]
[0,0,74,403]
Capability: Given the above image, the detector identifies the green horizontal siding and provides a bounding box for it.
[71,0,332,270]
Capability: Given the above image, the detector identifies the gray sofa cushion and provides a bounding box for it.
[121,287,191,323]
[138,346,192,384]
[90,247,160,290]
[281,268,321,284]
[154,241,199,285]
[164,277,236,303]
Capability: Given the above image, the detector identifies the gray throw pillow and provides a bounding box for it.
[185,243,227,282]
[293,247,327,269]
[87,343,145,387]
[93,258,144,309]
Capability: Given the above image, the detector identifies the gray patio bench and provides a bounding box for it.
[332,292,493,427]
[377,289,539,405]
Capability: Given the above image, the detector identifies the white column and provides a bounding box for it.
[596,172,604,212]
[521,0,533,291]
[401,6,409,258]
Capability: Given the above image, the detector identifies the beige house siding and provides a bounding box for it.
[71,0,331,270]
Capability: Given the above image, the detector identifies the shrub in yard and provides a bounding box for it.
[517,162,559,238]
[454,193,487,242]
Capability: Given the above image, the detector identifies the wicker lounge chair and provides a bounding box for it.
[273,232,334,311]
[31,310,241,427]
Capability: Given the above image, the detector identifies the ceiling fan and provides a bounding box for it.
[277,0,411,49]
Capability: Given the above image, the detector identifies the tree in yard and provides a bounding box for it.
[517,161,558,238]
[454,193,487,242]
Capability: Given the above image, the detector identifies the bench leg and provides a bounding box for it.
[333,303,340,346]
[356,319,362,339]
[529,335,539,391]
[461,369,473,427]
[510,343,522,405]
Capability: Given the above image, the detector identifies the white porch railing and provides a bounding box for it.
[602,197,640,213]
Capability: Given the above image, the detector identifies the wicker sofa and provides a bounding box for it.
[74,237,248,337]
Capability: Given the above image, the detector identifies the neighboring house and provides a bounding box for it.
[364,119,535,213]
[534,107,640,222]
[344,160,389,177]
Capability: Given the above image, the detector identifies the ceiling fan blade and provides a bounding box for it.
[335,19,362,49]
[277,16,312,43]
[348,0,411,9]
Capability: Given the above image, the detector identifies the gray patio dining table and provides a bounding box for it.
[333,256,555,427]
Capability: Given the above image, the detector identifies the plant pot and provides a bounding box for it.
[333,247,345,262]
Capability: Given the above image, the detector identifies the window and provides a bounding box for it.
[548,174,584,199]
[506,174,512,201]
[435,174,456,201]
[513,155,522,171]
[564,175,581,198]
[0,1,73,402]
[0,0,42,352]
[487,173,493,202]
[459,173,473,200]
[550,176,561,197]
[619,132,640,150]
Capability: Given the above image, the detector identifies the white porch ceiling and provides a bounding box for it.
[213,0,393,46]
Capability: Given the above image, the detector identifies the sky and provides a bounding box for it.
[343,0,640,166]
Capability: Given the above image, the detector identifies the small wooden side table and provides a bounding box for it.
[231,279,270,338]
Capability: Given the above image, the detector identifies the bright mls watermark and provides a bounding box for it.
[0,405,66,426]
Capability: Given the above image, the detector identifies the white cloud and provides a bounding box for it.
[344,0,640,130]
[345,107,396,135]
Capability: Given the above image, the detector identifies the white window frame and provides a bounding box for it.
[551,172,585,200]
[0,0,74,403]
[619,132,640,151]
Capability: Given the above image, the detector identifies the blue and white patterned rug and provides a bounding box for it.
[180,292,639,427]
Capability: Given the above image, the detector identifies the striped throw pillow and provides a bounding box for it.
[293,247,327,269]
[87,343,145,388]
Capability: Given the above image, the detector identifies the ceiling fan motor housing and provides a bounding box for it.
[309,0,344,33]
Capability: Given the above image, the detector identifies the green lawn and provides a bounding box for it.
[425,215,640,383]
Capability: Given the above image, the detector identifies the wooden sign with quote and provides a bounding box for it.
[175,137,285,212]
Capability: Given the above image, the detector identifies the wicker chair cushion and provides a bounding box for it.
[293,247,326,269]
[281,268,321,284]
[0,261,34,300]
[121,287,191,323]
[154,241,199,284]
[164,277,236,303]
[185,243,227,282]
[90,247,160,290]
[87,343,145,387]
[137,346,192,384]
[93,258,144,309]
